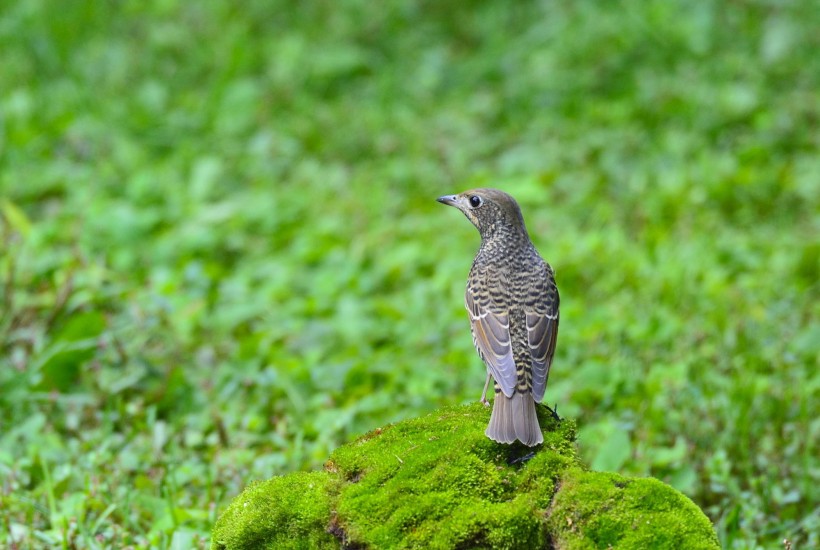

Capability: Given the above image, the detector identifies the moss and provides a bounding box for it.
[212,404,718,549]
[547,469,720,550]
[211,471,337,549]
[329,403,575,548]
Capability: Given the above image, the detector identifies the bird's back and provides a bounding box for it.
[468,243,552,393]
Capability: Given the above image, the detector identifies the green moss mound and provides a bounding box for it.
[211,471,337,549]
[327,403,575,548]
[548,470,720,549]
[212,404,718,549]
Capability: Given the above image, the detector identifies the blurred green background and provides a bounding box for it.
[1,0,817,548]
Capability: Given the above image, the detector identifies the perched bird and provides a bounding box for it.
[437,189,559,446]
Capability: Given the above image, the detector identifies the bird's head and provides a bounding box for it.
[437,188,529,241]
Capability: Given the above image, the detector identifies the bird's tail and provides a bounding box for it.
[486,392,543,446]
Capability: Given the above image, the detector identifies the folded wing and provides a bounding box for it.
[465,289,518,398]
[527,267,559,403]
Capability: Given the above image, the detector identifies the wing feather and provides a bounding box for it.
[465,290,517,398]
[527,269,559,402]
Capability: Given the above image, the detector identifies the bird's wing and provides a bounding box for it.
[465,286,518,398]
[527,264,559,402]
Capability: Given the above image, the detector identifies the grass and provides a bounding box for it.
[1,0,818,548]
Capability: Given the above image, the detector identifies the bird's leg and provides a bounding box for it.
[543,402,561,421]
[480,373,491,407]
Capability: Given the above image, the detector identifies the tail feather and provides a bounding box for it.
[486,392,543,446]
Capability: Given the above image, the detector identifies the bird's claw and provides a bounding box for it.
[508,451,536,465]
[480,398,490,408]
[545,402,561,421]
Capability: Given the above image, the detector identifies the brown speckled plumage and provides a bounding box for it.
[437,189,559,446]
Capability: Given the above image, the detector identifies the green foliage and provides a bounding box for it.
[1,0,818,547]
[212,403,718,549]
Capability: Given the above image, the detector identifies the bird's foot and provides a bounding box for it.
[480,397,490,408]
[508,451,536,466]
[544,402,561,421]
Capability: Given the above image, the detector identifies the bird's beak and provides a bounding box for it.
[437,194,458,206]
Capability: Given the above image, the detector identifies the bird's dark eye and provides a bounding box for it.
[469,195,482,208]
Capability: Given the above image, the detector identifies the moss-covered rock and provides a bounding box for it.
[212,471,337,549]
[211,403,719,549]
[547,470,720,549]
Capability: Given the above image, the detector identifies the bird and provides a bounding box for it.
[437,189,559,446]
